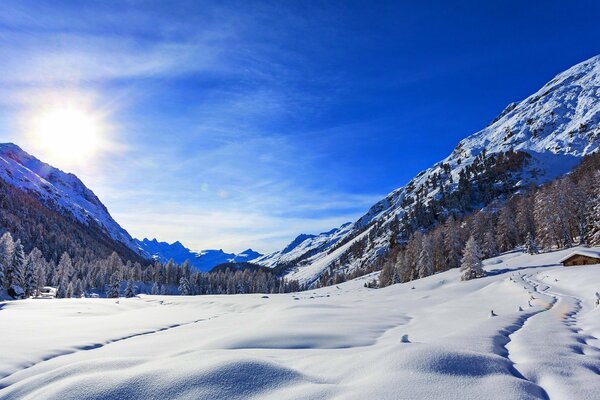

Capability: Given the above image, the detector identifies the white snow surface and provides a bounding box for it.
[262,54,600,284]
[0,143,140,253]
[1,247,599,399]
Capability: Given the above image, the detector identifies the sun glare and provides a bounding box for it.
[30,106,102,165]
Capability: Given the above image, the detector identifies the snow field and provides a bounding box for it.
[0,247,598,399]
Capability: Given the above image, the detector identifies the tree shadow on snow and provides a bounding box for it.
[486,263,557,277]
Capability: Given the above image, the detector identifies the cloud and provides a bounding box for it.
[0,1,390,254]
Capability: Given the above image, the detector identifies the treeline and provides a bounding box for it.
[378,151,600,287]
[0,233,301,299]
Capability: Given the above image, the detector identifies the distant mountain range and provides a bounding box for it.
[0,143,261,270]
[134,238,262,272]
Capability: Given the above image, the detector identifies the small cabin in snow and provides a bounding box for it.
[559,250,600,267]
[37,286,58,299]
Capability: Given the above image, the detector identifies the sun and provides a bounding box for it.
[29,106,103,165]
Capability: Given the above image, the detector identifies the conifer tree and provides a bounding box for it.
[0,232,15,289]
[417,236,434,278]
[124,280,136,298]
[151,282,160,295]
[460,236,485,281]
[178,276,191,296]
[524,232,539,255]
[23,254,37,297]
[10,240,26,290]
[107,271,121,298]
[482,230,499,259]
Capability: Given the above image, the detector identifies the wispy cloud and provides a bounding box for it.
[0,1,396,253]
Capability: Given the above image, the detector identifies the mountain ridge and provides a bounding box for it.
[258,54,600,285]
[135,237,262,272]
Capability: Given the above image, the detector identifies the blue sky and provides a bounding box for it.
[1,0,599,252]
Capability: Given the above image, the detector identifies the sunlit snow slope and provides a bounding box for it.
[0,143,140,254]
[1,247,598,399]
[261,54,600,285]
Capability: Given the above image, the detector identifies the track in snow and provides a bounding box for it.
[0,316,218,390]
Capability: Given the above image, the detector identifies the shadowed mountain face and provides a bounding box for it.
[0,144,147,264]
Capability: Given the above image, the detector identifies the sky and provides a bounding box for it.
[0,1,599,253]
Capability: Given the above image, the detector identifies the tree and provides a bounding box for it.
[444,217,463,270]
[55,253,74,298]
[66,281,75,298]
[482,230,499,259]
[23,253,37,297]
[497,206,519,252]
[460,236,485,281]
[524,232,539,255]
[0,232,14,289]
[417,235,434,278]
[10,240,26,290]
[124,280,136,298]
[107,271,121,298]
[151,282,160,295]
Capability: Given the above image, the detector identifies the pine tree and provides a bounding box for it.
[497,206,519,252]
[107,271,121,298]
[66,282,75,298]
[460,236,485,281]
[124,280,136,298]
[417,236,434,278]
[482,230,499,259]
[444,217,463,269]
[0,232,15,289]
[10,240,26,290]
[524,232,539,255]
[151,282,160,295]
[23,254,37,297]
[583,172,600,245]
[56,253,74,298]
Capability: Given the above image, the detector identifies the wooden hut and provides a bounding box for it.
[559,250,600,267]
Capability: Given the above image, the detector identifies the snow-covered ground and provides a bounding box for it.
[1,247,599,399]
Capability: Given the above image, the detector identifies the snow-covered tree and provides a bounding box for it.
[23,254,37,297]
[0,232,15,285]
[497,206,519,252]
[482,230,499,259]
[444,217,463,269]
[66,281,75,298]
[151,282,160,295]
[524,232,539,255]
[417,235,434,278]
[10,239,26,291]
[107,271,121,298]
[124,280,136,298]
[460,236,485,281]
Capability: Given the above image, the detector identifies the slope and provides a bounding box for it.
[0,247,598,399]
[261,54,600,285]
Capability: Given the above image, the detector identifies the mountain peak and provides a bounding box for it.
[0,142,141,255]
[256,55,600,284]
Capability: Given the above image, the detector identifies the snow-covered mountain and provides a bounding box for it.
[0,143,142,255]
[262,54,600,285]
[135,238,262,272]
[253,223,353,269]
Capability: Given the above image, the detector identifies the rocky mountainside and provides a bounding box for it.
[0,143,147,263]
[260,54,600,285]
[0,143,140,251]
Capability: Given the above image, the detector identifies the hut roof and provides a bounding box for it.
[559,250,600,263]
